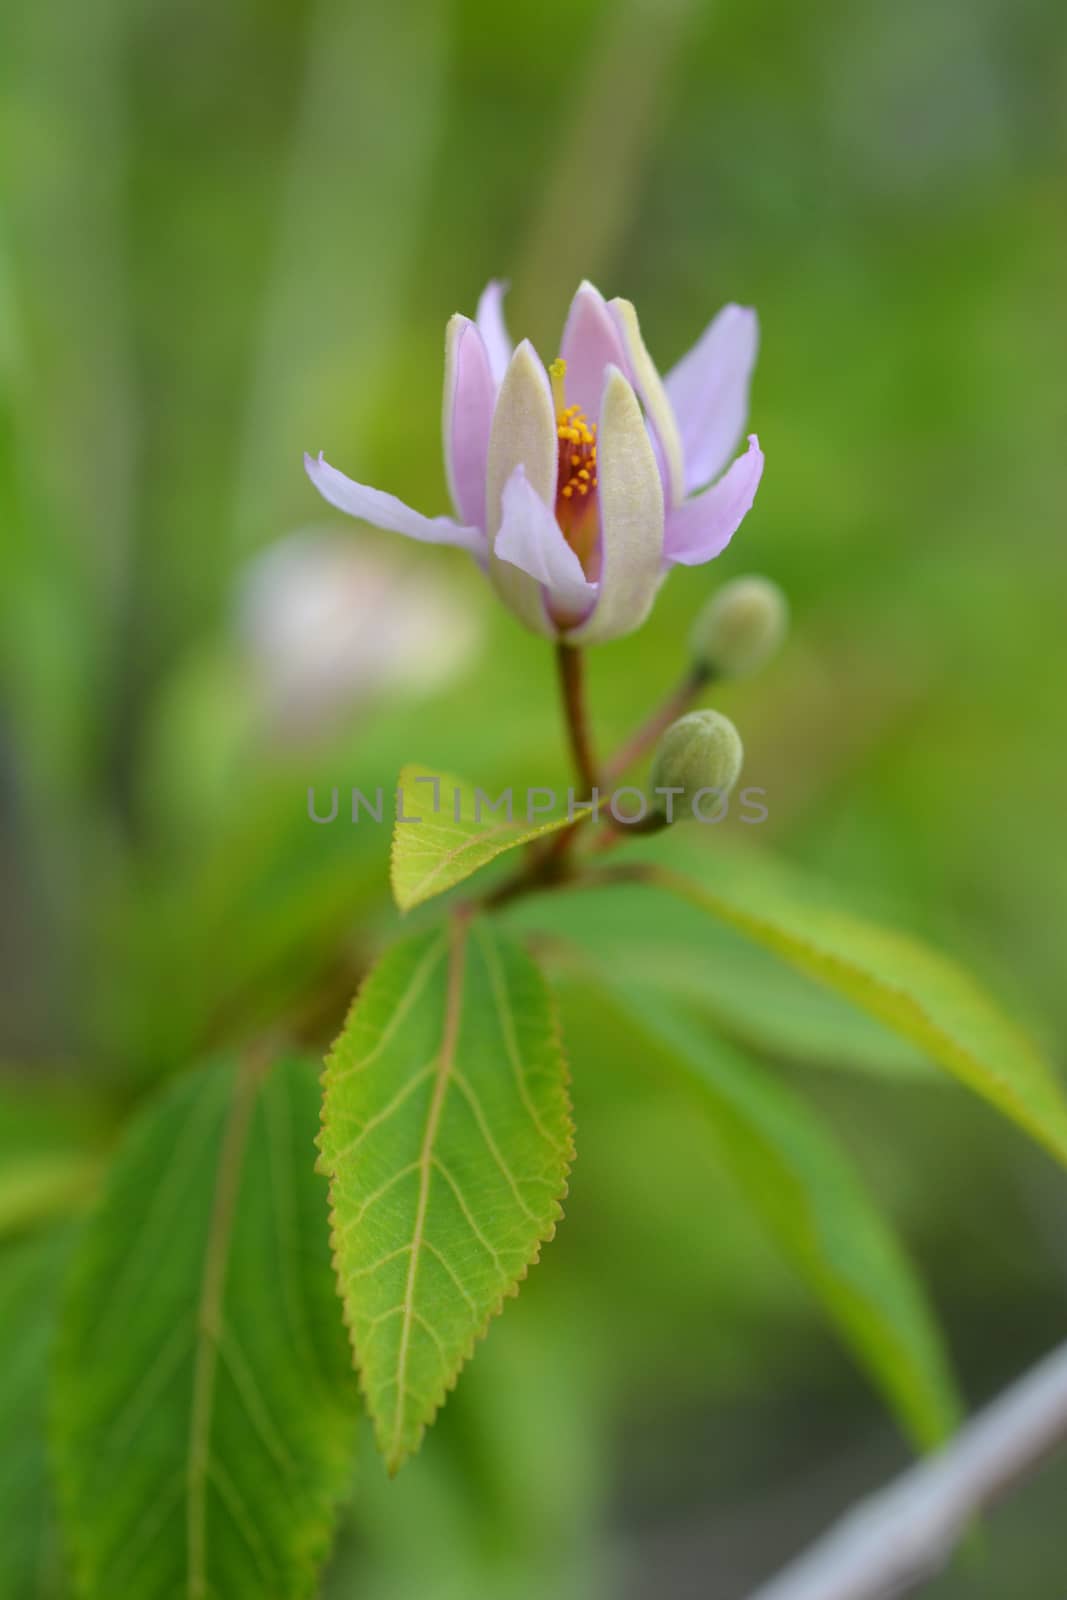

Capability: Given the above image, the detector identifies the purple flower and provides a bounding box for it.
[305,280,763,644]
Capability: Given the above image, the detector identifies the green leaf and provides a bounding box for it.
[503,878,927,1078]
[0,1226,75,1600]
[594,980,961,1449]
[319,917,573,1472]
[390,764,590,911]
[632,840,1067,1168]
[53,1055,358,1600]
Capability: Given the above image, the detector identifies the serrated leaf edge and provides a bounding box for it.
[650,864,1067,1167]
[389,764,590,913]
[317,915,574,1473]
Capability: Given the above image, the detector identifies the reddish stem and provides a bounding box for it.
[602,663,711,782]
[555,642,600,795]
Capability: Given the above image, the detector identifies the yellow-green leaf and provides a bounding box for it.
[390,764,590,911]
[319,917,573,1472]
[633,840,1067,1168]
[502,877,928,1078]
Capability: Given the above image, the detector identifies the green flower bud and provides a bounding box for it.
[690,576,788,679]
[650,709,744,819]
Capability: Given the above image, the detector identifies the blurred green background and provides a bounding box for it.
[3,0,1067,1593]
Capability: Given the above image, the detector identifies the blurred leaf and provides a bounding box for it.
[630,840,1067,1169]
[54,1055,358,1600]
[391,765,589,911]
[596,979,961,1449]
[504,877,928,1077]
[92,755,386,1081]
[0,1078,111,1239]
[319,917,573,1471]
[0,1225,74,1600]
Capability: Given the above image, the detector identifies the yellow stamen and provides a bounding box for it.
[548,352,600,581]
[548,358,568,415]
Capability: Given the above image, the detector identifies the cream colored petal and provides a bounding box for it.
[566,366,664,646]
[485,339,559,637]
[609,297,686,509]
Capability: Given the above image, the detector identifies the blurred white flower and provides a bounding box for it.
[236,529,482,741]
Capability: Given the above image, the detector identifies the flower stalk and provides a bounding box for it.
[555,642,600,796]
[603,661,713,782]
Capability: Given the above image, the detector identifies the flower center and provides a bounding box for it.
[549,359,600,581]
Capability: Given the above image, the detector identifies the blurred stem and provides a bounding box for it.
[743,1336,1067,1600]
[603,663,712,781]
[514,0,696,334]
[555,644,600,796]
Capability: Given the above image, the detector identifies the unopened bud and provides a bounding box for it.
[650,709,743,817]
[690,576,788,679]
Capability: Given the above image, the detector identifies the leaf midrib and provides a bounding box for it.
[387,914,470,1471]
[187,1052,268,1598]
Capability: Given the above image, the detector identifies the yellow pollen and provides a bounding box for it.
[548,358,568,414]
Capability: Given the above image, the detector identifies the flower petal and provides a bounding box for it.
[663,434,764,567]
[303,453,485,555]
[485,340,559,637]
[476,279,513,388]
[608,297,686,509]
[559,281,628,417]
[442,314,494,529]
[495,466,596,625]
[665,304,759,494]
[566,366,664,646]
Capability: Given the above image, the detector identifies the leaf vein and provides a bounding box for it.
[431,1158,506,1275]
[331,935,448,1081]
[474,923,566,1153]
[330,1060,436,1164]
[449,1070,543,1220]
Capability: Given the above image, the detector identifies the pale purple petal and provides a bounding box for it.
[559,281,628,417]
[665,304,759,495]
[304,453,485,556]
[476,279,513,388]
[442,314,493,529]
[495,465,596,626]
[663,435,764,568]
[565,367,664,646]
